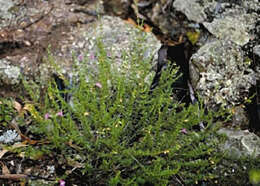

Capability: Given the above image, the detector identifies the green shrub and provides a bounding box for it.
[16,36,229,185]
[0,98,17,128]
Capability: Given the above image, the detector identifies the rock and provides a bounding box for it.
[0,130,21,144]
[218,128,260,159]
[203,9,258,46]
[172,0,207,23]
[0,0,14,27]
[172,0,259,46]
[0,59,21,85]
[253,45,260,58]
[42,15,160,85]
[102,0,259,105]
[231,105,249,129]
[81,15,161,81]
[189,39,257,127]
[190,40,256,108]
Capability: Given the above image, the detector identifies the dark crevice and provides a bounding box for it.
[0,41,27,57]
[167,42,192,105]
[242,25,260,132]
[150,40,194,105]
[246,84,260,133]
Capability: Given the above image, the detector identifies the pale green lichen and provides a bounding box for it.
[218,128,260,159]
[0,59,21,85]
[0,0,14,27]
[190,40,256,108]
[203,12,257,46]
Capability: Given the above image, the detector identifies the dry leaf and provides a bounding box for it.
[0,174,28,180]
[0,143,27,159]
[125,18,143,31]
[66,157,84,168]
[11,142,28,149]
[143,24,152,33]
[13,101,22,113]
[0,162,10,175]
[125,18,152,33]
[20,134,38,145]
[0,149,8,159]
[10,118,41,145]
[125,17,136,26]
[67,140,83,151]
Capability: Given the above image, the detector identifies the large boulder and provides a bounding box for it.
[218,128,260,159]
[189,40,256,108]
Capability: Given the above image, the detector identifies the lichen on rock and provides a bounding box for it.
[203,9,257,46]
[0,59,21,85]
[0,130,21,144]
[83,15,161,79]
[172,0,207,23]
[190,40,256,108]
[218,128,260,159]
[0,0,14,27]
[253,45,260,58]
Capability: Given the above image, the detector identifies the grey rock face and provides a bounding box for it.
[218,128,260,159]
[203,9,257,46]
[253,45,260,58]
[190,40,256,108]
[231,105,249,129]
[173,0,258,46]
[172,0,207,23]
[82,15,161,79]
[0,0,14,27]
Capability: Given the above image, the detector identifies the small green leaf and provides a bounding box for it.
[249,169,260,184]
